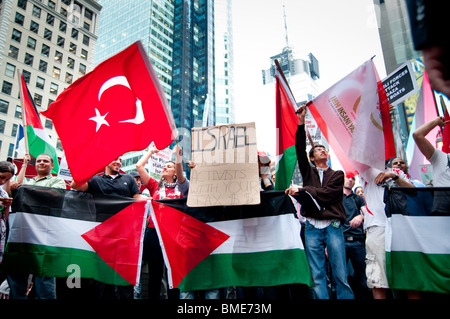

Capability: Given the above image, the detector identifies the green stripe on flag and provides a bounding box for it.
[177,249,312,292]
[26,125,59,174]
[4,243,130,286]
[386,251,450,294]
[386,214,450,294]
[275,145,297,190]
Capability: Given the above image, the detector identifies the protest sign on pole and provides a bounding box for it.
[187,122,260,207]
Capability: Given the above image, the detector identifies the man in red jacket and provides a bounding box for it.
[286,105,354,299]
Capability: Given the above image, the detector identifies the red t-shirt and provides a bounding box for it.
[146,178,184,228]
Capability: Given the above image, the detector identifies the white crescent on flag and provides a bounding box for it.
[98,76,145,125]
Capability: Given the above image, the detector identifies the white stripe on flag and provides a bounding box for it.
[387,215,450,254]
[8,212,97,251]
[34,128,53,145]
[209,214,302,255]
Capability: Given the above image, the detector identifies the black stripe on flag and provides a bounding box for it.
[12,185,137,223]
[156,190,297,223]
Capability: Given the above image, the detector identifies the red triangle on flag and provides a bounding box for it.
[81,200,147,285]
[151,201,230,288]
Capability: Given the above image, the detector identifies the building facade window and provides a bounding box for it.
[22,70,31,83]
[8,46,19,59]
[45,118,53,129]
[0,100,9,115]
[71,28,78,40]
[36,76,45,89]
[11,124,18,137]
[83,35,90,46]
[57,36,65,47]
[79,63,86,75]
[65,72,73,84]
[17,0,27,10]
[27,36,36,50]
[41,44,50,57]
[55,51,63,63]
[50,83,58,95]
[52,67,61,79]
[24,53,34,66]
[69,42,77,54]
[32,5,41,18]
[46,13,55,26]
[15,105,22,119]
[2,82,13,95]
[81,49,88,60]
[8,143,15,158]
[34,93,42,106]
[5,63,16,78]
[12,29,22,42]
[59,21,67,33]
[39,60,48,73]
[30,21,39,33]
[44,28,52,41]
[15,12,25,26]
[67,57,74,69]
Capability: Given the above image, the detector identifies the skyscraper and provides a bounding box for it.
[0,0,101,160]
[171,0,215,131]
[95,0,173,103]
[214,0,234,125]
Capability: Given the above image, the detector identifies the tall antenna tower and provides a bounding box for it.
[283,5,289,48]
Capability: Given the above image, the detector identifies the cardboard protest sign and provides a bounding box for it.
[188,122,260,207]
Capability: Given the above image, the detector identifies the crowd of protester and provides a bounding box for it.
[0,112,448,300]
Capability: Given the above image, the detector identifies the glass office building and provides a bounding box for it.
[95,0,174,103]
[171,0,215,131]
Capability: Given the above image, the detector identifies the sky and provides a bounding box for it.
[231,0,386,157]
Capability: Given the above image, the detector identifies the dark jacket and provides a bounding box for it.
[295,124,347,223]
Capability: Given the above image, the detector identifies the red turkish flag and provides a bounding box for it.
[42,41,177,185]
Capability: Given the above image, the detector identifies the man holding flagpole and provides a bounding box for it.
[286,105,354,299]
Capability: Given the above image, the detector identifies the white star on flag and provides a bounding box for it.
[89,108,109,132]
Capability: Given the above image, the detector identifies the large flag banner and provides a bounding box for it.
[41,41,177,185]
[3,186,147,286]
[151,192,312,292]
[385,188,450,294]
[17,74,59,174]
[406,71,439,181]
[307,59,395,175]
[274,60,298,190]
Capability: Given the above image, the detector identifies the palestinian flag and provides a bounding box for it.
[4,185,147,286]
[17,73,59,174]
[151,191,312,291]
[385,190,450,294]
[274,60,298,190]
